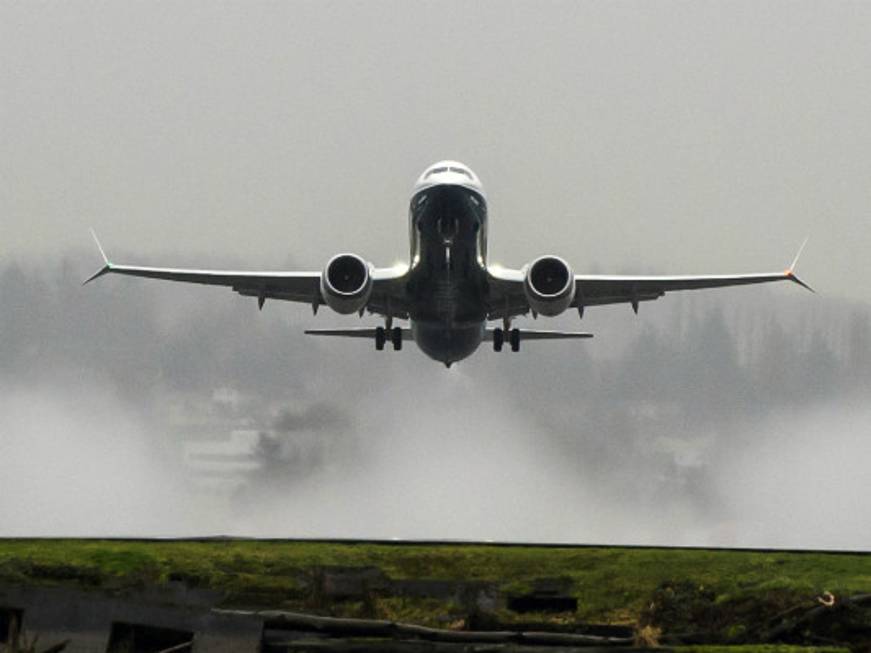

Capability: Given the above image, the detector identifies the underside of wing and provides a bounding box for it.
[485,266,530,320]
[486,240,811,319]
[575,240,813,309]
[83,231,411,314]
[574,269,811,310]
[86,259,323,306]
[366,267,411,319]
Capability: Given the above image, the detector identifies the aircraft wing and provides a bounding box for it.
[365,267,412,319]
[84,248,323,308]
[572,269,812,311]
[83,231,409,315]
[485,266,533,320]
[487,241,812,320]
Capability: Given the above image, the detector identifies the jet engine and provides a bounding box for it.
[523,255,576,316]
[320,253,373,314]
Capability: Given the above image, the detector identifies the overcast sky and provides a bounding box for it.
[2,1,870,547]
[3,1,871,299]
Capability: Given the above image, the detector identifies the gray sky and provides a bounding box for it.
[2,1,870,300]
[2,2,871,547]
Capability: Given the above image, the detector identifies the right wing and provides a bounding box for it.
[573,269,812,310]
[486,241,812,320]
[572,241,812,310]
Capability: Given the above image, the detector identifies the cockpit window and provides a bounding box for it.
[449,167,473,179]
[426,167,449,178]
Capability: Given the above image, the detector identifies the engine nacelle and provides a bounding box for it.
[320,253,373,314]
[523,255,576,317]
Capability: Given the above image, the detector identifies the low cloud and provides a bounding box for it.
[0,254,869,548]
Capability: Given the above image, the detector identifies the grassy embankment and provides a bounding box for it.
[1,540,868,627]
[671,644,849,653]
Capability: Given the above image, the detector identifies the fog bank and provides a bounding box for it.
[0,256,869,548]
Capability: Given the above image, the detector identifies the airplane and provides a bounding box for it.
[86,160,812,367]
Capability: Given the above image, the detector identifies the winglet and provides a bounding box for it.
[786,237,814,293]
[91,228,110,265]
[82,229,113,285]
[789,236,808,273]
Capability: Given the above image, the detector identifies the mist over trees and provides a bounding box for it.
[1,255,869,545]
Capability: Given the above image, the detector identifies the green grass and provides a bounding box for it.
[669,644,850,653]
[0,539,868,624]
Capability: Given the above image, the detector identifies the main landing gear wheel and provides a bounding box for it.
[493,327,504,352]
[375,326,386,351]
[510,328,521,352]
[391,326,403,351]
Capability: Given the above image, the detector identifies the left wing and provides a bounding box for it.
[83,231,323,307]
[83,231,409,316]
[487,242,812,320]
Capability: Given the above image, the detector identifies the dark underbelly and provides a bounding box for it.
[412,320,485,364]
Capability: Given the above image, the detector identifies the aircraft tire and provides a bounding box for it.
[493,327,504,352]
[391,326,402,351]
[510,328,520,352]
[375,326,386,351]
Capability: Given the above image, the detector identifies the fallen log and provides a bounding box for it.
[271,640,660,653]
[218,609,635,647]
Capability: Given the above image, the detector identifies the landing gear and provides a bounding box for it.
[493,327,504,352]
[375,325,402,351]
[493,327,521,352]
[510,328,521,352]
